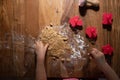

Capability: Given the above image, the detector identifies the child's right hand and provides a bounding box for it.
[90,48,107,68]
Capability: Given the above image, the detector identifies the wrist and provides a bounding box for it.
[37,60,45,67]
[37,56,45,63]
[98,62,109,72]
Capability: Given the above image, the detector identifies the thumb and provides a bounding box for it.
[90,51,96,59]
[90,48,98,58]
[45,43,49,49]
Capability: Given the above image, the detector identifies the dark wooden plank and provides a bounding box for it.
[0,0,14,77]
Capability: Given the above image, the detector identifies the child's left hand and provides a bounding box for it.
[34,40,49,61]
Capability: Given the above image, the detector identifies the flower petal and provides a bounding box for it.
[102,13,113,25]
[77,19,83,26]
[69,16,83,28]
[86,27,97,39]
[102,44,113,55]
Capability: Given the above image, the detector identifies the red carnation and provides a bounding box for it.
[69,16,83,27]
[102,13,113,25]
[102,44,113,55]
[85,27,97,39]
[77,19,83,26]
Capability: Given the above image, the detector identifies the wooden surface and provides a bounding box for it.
[0,0,120,79]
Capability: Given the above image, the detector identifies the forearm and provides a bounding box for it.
[100,63,119,80]
[36,58,47,80]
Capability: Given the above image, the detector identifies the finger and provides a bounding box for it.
[34,41,38,48]
[35,40,41,44]
[87,53,93,59]
[35,40,38,44]
[92,48,98,52]
[35,39,40,43]
[87,53,90,56]
[90,49,97,58]
[92,48,100,54]
[39,41,44,46]
[45,43,49,49]
[93,48,101,55]
[90,52,96,59]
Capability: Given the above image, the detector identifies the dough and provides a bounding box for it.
[39,26,72,59]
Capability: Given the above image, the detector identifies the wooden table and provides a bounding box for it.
[0,0,120,79]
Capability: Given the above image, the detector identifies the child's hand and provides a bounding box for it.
[34,41,49,61]
[90,48,107,67]
[90,48,120,80]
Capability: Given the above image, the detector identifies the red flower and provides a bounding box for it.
[77,19,83,26]
[69,16,83,27]
[102,44,113,55]
[102,13,113,25]
[85,27,97,39]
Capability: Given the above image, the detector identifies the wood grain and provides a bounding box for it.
[0,0,120,79]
